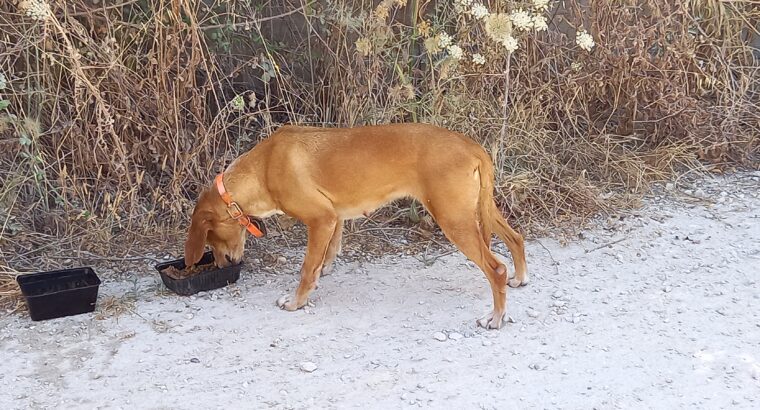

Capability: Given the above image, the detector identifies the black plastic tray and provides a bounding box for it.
[16,268,101,321]
[155,251,242,296]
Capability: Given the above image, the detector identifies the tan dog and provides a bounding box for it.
[184,123,528,329]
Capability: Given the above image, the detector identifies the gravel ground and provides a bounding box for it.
[1,172,759,409]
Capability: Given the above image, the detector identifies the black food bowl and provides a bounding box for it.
[17,268,101,321]
[156,251,242,296]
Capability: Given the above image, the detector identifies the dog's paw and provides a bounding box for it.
[477,310,506,330]
[321,263,334,277]
[276,294,302,311]
[508,270,529,288]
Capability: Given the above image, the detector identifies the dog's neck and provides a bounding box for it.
[220,148,279,217]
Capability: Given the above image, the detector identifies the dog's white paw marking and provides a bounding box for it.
[477,310,506,330]
[508,269,529,288]
[276,294,299,311]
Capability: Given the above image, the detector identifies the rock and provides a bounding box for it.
[300,362,318,373]
[432,332,447,342]
[448,332,463,341]
[527,309,540,318]
[552,290,564,299]
[276,256,287,265]
[190,358,200,364]
[482,340,493,346]
[185,313,194,320]
[552,300,566,308]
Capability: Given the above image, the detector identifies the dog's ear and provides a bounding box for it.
[184,216,210,267]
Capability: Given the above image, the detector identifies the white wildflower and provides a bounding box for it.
[532,14,548,32]
[447,44,464,60]
[438,32,453,49]
[532,0,550,11]
[485,13,512,43]
[454,0,472,15]
[503,36,519,53]
[472,53,486,65]
[576,29,595,51]
[19,0,52,22]
[510,9,533,31]
[470,3,489,20]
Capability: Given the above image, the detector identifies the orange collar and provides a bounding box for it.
[214,173,265,238]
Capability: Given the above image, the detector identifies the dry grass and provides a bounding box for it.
[0,265,22,312]
[94,295,135,320]
[0,0,758,268]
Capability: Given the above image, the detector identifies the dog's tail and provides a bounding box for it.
[477,154,528,283]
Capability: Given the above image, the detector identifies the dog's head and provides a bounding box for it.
[184,188,247,268]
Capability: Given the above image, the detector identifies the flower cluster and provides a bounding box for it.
[471,3,489,20]
[576,30,595,51]
[438,32,453,49]
[19,0,52,22]
[502,36,519,53]
[356,0,593,67]
[485,13,517,53]
[510,9,533,31]
[532,14,548,32]
[532,0,550,12]
[447,44,464,60]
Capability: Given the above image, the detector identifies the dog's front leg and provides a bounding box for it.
[277,216,337,311]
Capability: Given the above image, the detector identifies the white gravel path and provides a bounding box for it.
[1,173,759,409]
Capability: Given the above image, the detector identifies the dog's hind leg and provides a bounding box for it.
[320,218,344,276]
[488,202,528,287]
[436,214,510,329]
[424,186,510,329]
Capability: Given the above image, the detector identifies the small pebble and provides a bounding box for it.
[552,290,564,299]
[190,358,200,364]
[527,309,540,318]
[482,340,493,346]
[448,332,463,341]
[300,362,318,373]
[432,332,447,342]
